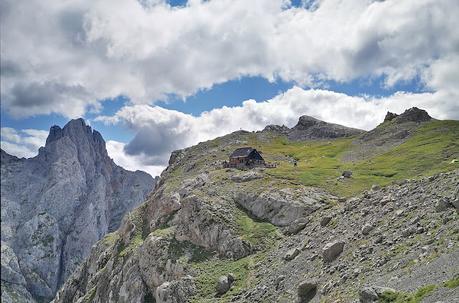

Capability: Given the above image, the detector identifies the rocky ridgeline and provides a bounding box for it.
[1,119,155,303]
[263,115,364,141]
[51,110,458,303]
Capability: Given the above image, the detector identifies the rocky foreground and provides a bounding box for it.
[1,119,155,303]
[52,110,458,303]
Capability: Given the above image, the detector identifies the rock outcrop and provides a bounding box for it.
[1,119,155,303]
[287,115,363,140]
[259,115,364,141]
[343,107,435,162]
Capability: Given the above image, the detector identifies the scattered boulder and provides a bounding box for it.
[452,199,459,211]
[401,226,417,237]
[285,218,309,235]
[342,171,353,178]
[359,286,396,303]
[275,275,285,290]
[322,241,345,262]
[371,184,381,191]
[361,224,374,236]
[359,286,378,302]
[284,248,300,261]
[320,216,333,227]
[216,274,235,295]
[297,280,318,303]
[156,276,196,303]
[435,198,451,212]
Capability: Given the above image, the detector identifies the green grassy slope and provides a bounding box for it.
[249,120,459,197]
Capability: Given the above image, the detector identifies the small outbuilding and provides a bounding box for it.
[226,147,265,168]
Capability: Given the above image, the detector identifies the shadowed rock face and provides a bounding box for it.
[393,107,432,124]
[1,119,155,303]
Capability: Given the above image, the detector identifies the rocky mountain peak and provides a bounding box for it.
[288,115,364,140]
[42,118,109,165]
[295,115,321,129]
[394,107,432,123]
[1,120,155,303]
[383,111,398,122]
[46,118,106,152]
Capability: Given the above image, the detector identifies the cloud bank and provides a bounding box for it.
[1,0,458,118]
[1,128,49,158]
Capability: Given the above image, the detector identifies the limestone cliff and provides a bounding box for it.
[1,119,155,303]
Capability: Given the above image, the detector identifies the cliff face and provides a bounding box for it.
[52,109,459,303]
[1,119,155,303]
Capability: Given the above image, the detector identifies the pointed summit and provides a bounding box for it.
[46,118,98,145]
[43,118,108,160]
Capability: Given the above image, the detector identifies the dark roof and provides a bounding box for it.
[230,147,255,158]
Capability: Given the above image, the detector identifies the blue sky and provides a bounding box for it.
[1,0,458,175]
[0,75,426,144]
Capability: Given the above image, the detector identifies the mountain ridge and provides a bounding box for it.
[1,119,155,303]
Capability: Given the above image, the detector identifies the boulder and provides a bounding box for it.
[359,286,378,302]
[359,286,396,303]
[342,171,353,178]
[216,274,235,295]
[452,199,459,211]
[297,280,318,303]
[401,226,417,237]
[322,241,345,262]
[435,198,451,212]
[371,184,381,191]
[284,248,300,261]
[320,216,333,227]
[156,276,196,303]
[361,224,374,236]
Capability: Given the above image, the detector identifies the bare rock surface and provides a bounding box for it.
[1,119,155,303]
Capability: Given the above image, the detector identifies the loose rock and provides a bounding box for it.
[322,241,345,262]
[297,280,318,303]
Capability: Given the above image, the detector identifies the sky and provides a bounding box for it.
[1,0,459,176]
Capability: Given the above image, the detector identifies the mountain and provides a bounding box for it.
[1,119,156,303]
[262,115,364,141]
[50,108,459,303]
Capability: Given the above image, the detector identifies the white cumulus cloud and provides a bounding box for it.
[1,0,458,117]
[1,128,49,158]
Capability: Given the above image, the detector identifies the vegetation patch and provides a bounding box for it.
[82,287,97,303]
[190,252,267,302]
[443,276,459,288]
[235,208,280,248]
[117,206,148,258]
[379,284,436,303]
[168,238,213,263]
